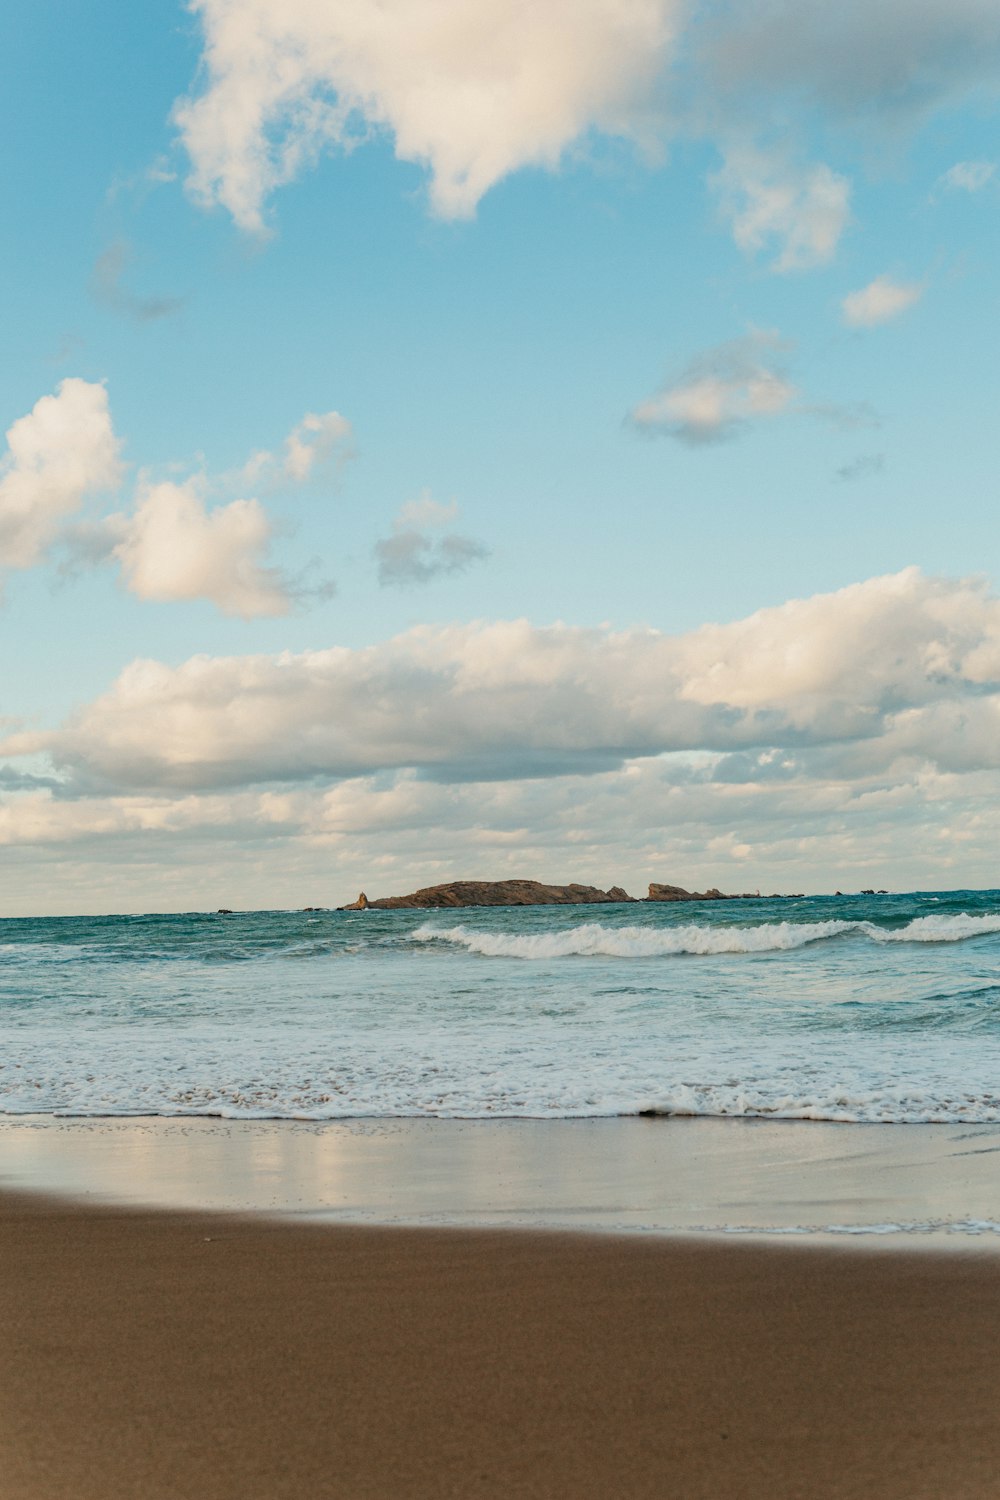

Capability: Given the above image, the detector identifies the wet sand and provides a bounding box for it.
[7,1114,1000,1235]
[4,1188,1000,1500]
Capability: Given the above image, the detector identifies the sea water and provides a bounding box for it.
[2,891,1000,1123]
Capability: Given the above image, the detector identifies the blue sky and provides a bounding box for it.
[2,0,1000,912]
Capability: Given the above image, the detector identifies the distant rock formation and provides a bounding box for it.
[341,880,634,910]
[645,883,729,902]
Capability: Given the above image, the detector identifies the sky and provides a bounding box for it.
[2,0,1000,914]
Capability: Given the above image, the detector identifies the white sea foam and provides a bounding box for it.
[411,919,858,957]
[870,912,1000,943]
[717,1219,1000,1238]
[631,1083,1000,1124]
[6,989,1000,1122]
[412,911,1000,958]
[5,1046,1000,1124]
[5,900,1000,1126]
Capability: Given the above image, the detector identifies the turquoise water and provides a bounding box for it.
[2,891,1000,1121]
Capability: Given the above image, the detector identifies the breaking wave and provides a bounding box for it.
[412,911,1000,958]
[870,912,1000,943]
[5,897,1000,1128]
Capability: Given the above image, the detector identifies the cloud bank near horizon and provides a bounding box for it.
[2,567,1000,907]
[1,565,998,911]
[7,567,999,792]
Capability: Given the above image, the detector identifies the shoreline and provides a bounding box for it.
[5,1186,1000,1500]
[5,1113,1000,1243]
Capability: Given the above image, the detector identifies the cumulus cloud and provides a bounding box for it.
[169,0,1000,271]
[711,147,851,271]
[630,332,795,444]
[938,160,996,192]
[240,409,353,489]
[110,480,291,618]
[7,568,1000,798]
[90,240,184,323]
[8,753,1000,914]
[7,568,1000,905]
[375,492,489,587]
[0,380,122,570]
[284,410,353,480]
[0,381,348,614]
[10,741,1000,903]
[173,0,679,231]
[841,275,924,327]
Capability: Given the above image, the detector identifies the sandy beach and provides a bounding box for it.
[4,1186,1000,1500]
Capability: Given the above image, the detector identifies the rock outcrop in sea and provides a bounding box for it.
[645,883,727,902]
[343,880,633,910]
[338,879,739,910]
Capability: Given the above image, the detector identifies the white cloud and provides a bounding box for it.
[6,739,1000,913]
[283,410,353,481]
[630,332,795,444]
[174,0,680,232]
[0,787,299,848]
[7,567,1000,796]
[938,160,996,192]
[111,479,291,618]
[6,567,1000,905]
[711,147,851,271]
[241,408,353,488]
[0,382,349,614]
[9,720,1000,906]
[668,567,997,726]
[170,0,1000,266]
[841,275,924,327]
[375,491,489,586]
[0,380,122,570]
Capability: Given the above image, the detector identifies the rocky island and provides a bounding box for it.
[340,879,736,910]
[342,880,632,910]
[646,882,728,902]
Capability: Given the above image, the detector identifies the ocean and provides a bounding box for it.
[2,890,1000,1123]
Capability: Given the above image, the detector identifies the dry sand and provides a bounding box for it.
[3,1189,1000,1500]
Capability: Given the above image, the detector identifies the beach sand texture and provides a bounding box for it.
[4,1190,1000,1500]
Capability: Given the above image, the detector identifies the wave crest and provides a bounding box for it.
[412,919,855,957]
[412,911,1000,958]
[871,913,1000,943]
